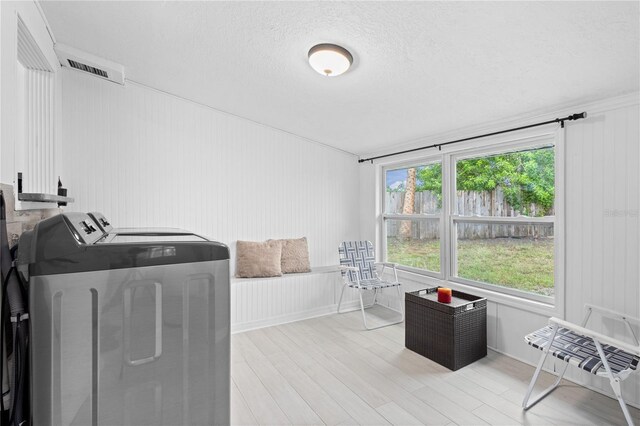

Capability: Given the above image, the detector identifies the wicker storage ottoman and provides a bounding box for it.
[405,287,487,371]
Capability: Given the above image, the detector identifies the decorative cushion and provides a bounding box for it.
[236,240,283,278]
[270,237,311,274]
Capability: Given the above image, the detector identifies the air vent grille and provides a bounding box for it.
[68,59,108,78]
[56,44,124,85]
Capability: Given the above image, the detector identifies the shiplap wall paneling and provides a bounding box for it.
[231,271,349,332]
[59,69,360,274]
[59,69,361,330]
[564,102,640,406]
[19,68,57,195]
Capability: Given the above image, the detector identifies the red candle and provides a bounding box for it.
[437,287,452,303]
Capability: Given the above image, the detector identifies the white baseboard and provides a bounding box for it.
[231,297,404,334]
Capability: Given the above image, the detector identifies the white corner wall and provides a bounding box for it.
[359,93,640,407]
[58,69,361,325]
[563,99,639,405]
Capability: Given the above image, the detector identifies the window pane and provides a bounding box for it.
[386,163,442,214]
[455,147,554,217]
[386,219,440,272]
[455,222,554,296]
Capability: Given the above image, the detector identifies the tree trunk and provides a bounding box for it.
[399,168,416,240]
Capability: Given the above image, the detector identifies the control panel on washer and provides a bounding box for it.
[63,213,105,245]
[88,211,113,233]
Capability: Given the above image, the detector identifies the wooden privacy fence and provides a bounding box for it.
[386,189,554,240]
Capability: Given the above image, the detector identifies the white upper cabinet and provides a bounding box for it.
[1,1,63,209]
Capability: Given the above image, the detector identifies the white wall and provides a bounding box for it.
[359,93,640,407]
[58,69,360,273]
[564,99,639,404]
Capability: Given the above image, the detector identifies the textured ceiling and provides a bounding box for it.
[40,1,639,155]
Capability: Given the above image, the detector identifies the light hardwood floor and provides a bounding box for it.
[231,307,640,425]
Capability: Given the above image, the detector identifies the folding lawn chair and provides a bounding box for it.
[337,241,404,330]
[523,304,640,425]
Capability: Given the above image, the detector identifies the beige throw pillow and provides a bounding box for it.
[272,237,311,274]
[236,240,283,278]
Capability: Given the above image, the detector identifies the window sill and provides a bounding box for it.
[392,268,561,317]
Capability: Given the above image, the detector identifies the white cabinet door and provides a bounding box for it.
[1,1,61,210]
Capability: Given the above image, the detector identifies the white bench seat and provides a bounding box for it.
[231,266,349,333]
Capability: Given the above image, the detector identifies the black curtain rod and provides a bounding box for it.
[358,111,587,164]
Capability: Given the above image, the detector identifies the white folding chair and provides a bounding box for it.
[523,304,640,425]
[336,241,404,330]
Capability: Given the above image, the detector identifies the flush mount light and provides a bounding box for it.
[308,43,353,77]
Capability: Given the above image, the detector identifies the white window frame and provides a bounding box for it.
[382,157,445,279]
[378,128,565,316]
[449,138,558,305]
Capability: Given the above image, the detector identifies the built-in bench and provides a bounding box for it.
[230,266,362,333]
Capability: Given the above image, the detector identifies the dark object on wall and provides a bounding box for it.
[405,287,487,371]
[15,173,74,205]
[57,177,67,207]
[1,191,30,426]
[358,112,588,163]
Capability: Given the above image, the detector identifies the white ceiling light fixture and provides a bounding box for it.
[308,43,353,77]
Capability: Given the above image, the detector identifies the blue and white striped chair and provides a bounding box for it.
[523,304,640,425]
[337,241,404,330]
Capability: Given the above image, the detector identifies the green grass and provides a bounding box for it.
[387,237,554,296]
[387,238,441,272]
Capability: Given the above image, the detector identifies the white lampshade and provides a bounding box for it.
[308,44,353,77]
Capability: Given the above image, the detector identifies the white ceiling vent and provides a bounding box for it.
[55,44,125,85]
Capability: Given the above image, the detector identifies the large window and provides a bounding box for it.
[383,139,559,303]
[383,162,442,276]
[452,146,555,299]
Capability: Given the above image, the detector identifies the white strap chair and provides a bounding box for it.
[337,241,404,330]
[523,304,640,425]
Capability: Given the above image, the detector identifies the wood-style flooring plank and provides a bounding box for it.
[376,401,424,426]
[445,370,558,425]
[296,313,451,424]
[243,327,284,357]
[472,403,522,425]
[321,315,424,392]
[280,320,392,409]
[268,351,355,426]
[332,350,450,424]
[230,379,259,426]
[230,361,291,425]
[276,324,391,425]
[229,310,640,426]
[247,357,323,425]
[411,384,489,426]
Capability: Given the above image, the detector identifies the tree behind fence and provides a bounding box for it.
[386,189,554,240]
